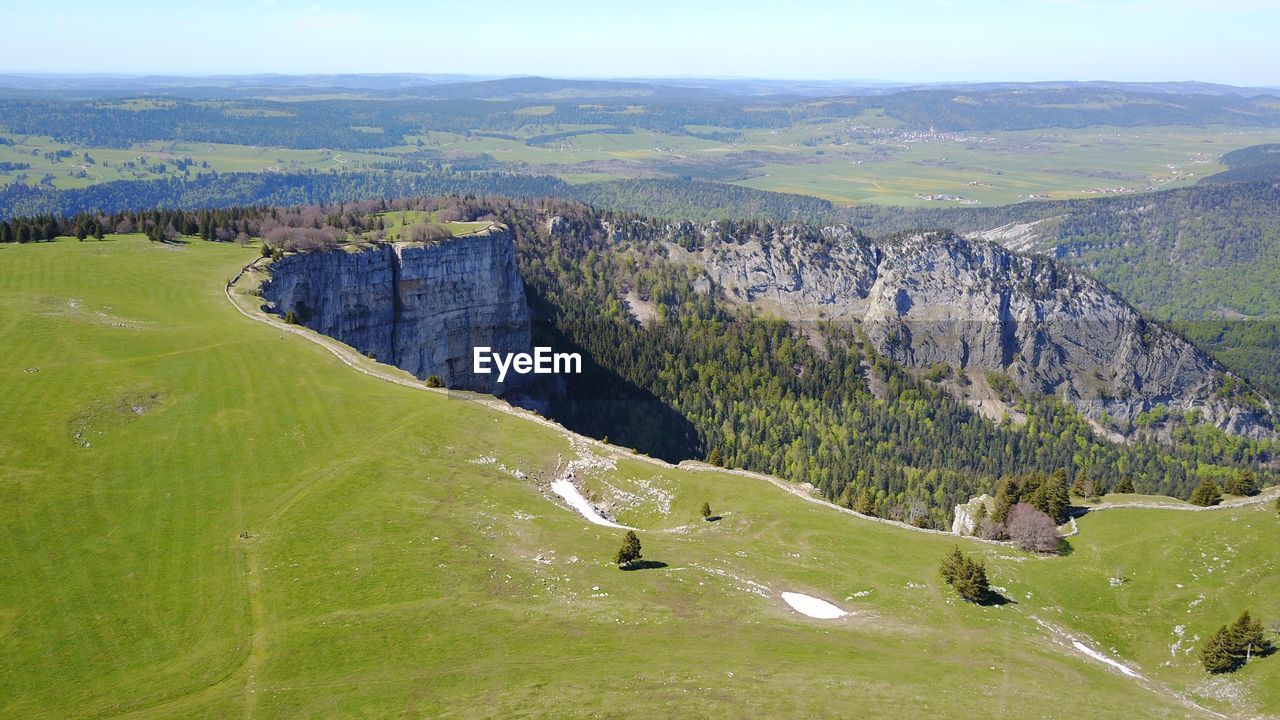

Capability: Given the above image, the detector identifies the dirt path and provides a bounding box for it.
[1077,489,1279,514]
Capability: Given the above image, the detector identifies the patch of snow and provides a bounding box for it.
[1031,615,1146,681]
[1070,641,1142,678]
[781,592,848,619]
[551,478,633,529]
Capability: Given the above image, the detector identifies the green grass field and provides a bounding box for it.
[0,236,1276,718]
[369,211,492,241]
[0,137,390,190]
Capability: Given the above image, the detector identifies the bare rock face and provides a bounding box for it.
[952,494,995,536]
[259,228,531,394]
[696,228,1276,440]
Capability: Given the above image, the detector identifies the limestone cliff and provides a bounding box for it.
[259,228,531,394]
[689,227,1276,440]
[952,495,995,536]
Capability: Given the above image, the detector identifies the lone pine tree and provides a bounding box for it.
[939,546,989,603]
[700,502,712,520]
[614,531,642,568]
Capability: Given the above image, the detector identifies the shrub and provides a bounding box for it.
[264,226,343,253]
[425,375,444,388]
[1006,503,1060,554]
[410,222,452,243]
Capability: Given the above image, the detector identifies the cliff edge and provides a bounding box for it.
[258,227,531,394]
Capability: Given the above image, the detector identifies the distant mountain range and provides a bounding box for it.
[1,73,1276,101]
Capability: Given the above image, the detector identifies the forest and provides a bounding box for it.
[6,81,1280,151]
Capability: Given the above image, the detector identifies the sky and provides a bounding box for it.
[3,0,1278,85]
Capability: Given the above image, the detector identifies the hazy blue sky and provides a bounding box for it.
[5,0,1277,84]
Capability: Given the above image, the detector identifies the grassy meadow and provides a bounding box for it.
[0,236,1276,718]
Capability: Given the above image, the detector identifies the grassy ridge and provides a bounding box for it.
[0,237,1275,717]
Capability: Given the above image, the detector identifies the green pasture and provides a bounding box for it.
[0,236,1275,718]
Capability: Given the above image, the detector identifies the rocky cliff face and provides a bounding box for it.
[259,228,531,394]
[691,227,1276,439]
[952,494,995,536]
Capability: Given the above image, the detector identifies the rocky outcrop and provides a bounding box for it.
[259,228,530,394]
[952,494,995,535]
[692,227,1276,440]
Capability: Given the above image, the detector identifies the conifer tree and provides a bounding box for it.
[1189,477,1222,507]
[854,487,876,516]
[1114,477,1135,494]
[1045,469,1071,522]
[700,502,712,520]
[1201,625,1236,673]
[939,546,989,603]
[1226,610,1267,663]
[1200,610,1269,672]
[614,531,642,568]
[1070,475,1087,497]
[1224,470,1258,497]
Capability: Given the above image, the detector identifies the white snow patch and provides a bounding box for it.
[781,592,848,619]
[1032,616,1146,681]
[1069,641,1142,678]
[546,439,634,529]
[551,479,633,529]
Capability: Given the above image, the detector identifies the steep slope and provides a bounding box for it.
[849,177,1280,398]
[256,227,531,393]
[693,227,1275,440]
